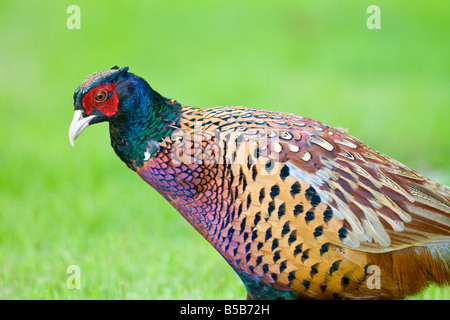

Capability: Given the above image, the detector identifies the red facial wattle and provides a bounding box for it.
[82,82,119,116]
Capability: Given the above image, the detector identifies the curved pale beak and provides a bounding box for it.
[69,110,98,146]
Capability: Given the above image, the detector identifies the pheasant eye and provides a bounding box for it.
[94,90,107,102]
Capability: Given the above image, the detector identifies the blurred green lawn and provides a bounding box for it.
[0,0,449,299]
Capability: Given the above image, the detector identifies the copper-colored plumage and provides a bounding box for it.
[137,105,450,299]
[71,68,450,299]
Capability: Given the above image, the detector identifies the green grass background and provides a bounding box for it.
[0,0,449,299]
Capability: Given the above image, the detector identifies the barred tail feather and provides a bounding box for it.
[418,244,450,288]
[369,244,450,298]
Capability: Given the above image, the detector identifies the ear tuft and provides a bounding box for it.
[111,65,129,76]
[118,66,129,75]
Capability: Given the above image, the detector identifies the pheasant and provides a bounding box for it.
[69,66,450,299]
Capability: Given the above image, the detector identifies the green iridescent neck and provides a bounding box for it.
[109,96,181,170]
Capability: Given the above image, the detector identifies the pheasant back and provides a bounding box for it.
[136,105,450,299]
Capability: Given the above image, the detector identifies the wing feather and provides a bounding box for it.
[198,106,450,252]
[282,126,450,252]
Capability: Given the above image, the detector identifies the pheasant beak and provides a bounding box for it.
[69,110,98,146]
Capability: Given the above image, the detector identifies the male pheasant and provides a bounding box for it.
[69,66,450,299]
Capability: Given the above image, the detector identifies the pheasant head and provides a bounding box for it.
[69,66,180,169]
